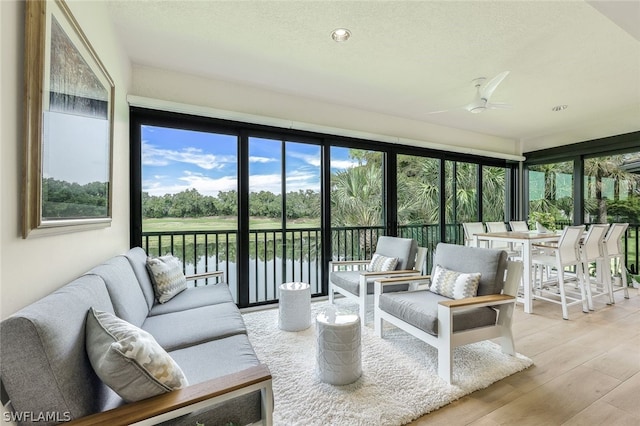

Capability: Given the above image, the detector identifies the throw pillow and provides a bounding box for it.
[367,253,399,272]
[429,264,481,299]
[85,308,188,402]
[146,255,187,303]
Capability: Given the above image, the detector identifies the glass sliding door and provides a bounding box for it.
[140,125,239,300]
[445,160,479,243]
[248,137,322,302]
[284,142,322,294]
[584,153,640,224]
[396,154,441,256]
[528,161,574,228]
[482,165,507,222]
[329,147,384,262]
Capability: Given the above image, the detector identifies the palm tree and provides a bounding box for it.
[585,155,639,223]
[331,164,383,257]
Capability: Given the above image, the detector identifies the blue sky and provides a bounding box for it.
[142,126,359,196]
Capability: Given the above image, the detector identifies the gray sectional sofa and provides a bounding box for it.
[0,247,272,426]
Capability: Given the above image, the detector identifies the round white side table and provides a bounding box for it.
[316,310,361,385]
[278,282,311,331]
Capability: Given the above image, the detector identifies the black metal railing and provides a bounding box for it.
[141,222,639,307]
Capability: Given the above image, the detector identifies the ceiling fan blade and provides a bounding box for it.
[480,71,509,101]
[487,102,512,110]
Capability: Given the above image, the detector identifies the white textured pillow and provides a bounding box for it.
[429,264,481,299]
[85,308,188,402]
[367,253,399,272]
[146,255,187,303]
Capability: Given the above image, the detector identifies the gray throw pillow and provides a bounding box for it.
[429,264,481,299]
[146,255,187,303]
[85,308,188,402]
[367,253,399,272]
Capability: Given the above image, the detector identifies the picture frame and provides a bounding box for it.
[23,0,114,238]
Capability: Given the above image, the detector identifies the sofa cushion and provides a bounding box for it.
[431,243,507,296]
[0,275,118,420]
[367,253,398,272]
[148,283,235,316]
[166,334,262,426]
[378,290,497,336]
[89,256,150,326]
[430,264,481,299]
[124,247,156,310]
[374,236,418,270]
[146,255,187,303]
[142,302,247,351]
[86,308,188,402]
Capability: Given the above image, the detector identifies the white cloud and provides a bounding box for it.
[330,159,359,170]
[143,172,238,197]
[249,156,276,163]
[142,141,235,170]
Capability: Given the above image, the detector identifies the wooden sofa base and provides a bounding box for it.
[68,364,273,426]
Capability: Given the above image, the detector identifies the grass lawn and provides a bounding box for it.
[142,216,320,233]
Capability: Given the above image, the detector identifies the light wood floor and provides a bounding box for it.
[409,287,640,425]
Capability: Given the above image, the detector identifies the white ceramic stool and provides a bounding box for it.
[316,310,361,385]
[278,282,311,331]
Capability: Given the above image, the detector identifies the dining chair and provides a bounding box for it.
[531,225,587,320]
[603,223,630,302]
[579,223,611,309]
[462,222,486,247]
[509,221,529,232]
[485,222,520,258]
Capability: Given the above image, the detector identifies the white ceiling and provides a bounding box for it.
[106,0,640,152]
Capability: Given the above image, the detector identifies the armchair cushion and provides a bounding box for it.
[378,291,498,336]
[86,308,188,402]
[432,243,507,296]
[146,255,188,303]
[367,253,399,272]
[374,236,418,270]
[430,265,481,299]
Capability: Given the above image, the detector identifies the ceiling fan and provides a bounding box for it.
[428,71,512,114]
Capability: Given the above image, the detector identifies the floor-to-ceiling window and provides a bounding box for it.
[247,136,322,302]
[527,160,574,228]
[396,154,441,255]
[329,146,384,261]
[524,132,640,274]
[131,107,514,307]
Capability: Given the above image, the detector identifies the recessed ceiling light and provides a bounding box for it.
[331,28,351,42]
[552,105,568,111]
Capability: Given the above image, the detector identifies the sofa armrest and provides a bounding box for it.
[185,270,225,283]
[67,364,272,426]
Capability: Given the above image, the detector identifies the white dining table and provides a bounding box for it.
[473,231,561,313]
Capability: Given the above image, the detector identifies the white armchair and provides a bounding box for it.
[374,243,523,384]
[329,236,423,327]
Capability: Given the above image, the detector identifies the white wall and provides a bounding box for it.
[0,0,132,319]
[130,65,523,160]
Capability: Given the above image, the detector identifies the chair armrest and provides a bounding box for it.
[360,269,421,278]
[329,260,370,271]
[438,294,515,310]
[374,274,432,285]
[185,270,225,283]
[67,364,272,426]
[373,275,433,297]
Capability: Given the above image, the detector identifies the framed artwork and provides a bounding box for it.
[23,0,114,238]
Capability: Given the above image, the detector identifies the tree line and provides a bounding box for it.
[42,177,108,218]
[142,188,320,219]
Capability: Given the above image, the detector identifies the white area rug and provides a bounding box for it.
[243,299,532,426]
